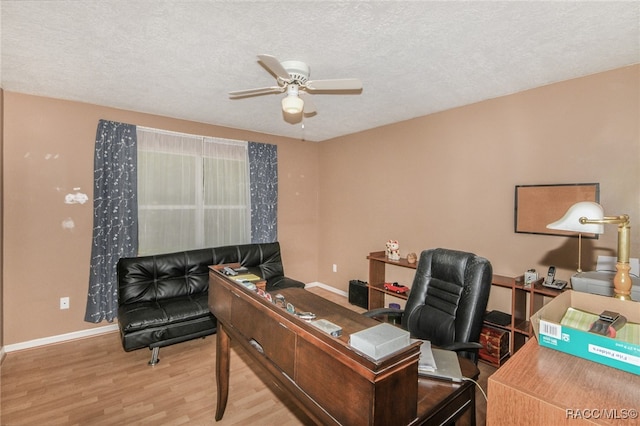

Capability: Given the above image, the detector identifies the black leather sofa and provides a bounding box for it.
[117,242,305,365]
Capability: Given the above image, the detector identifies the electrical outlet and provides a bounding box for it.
[60,297,70,310]
[332,264,338,273]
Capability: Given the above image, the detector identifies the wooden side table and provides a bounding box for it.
[487,339,640,425]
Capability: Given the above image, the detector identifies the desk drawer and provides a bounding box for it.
[231,294,296,377]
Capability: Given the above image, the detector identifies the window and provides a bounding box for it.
[136,128,250,255]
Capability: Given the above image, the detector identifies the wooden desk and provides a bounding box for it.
[487,339,640,426]
[209,268,479,425]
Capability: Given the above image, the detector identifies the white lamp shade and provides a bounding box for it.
[282,95,304,114]
[547,201,605,234]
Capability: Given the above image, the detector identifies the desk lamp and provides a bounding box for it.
[547,201,633,301]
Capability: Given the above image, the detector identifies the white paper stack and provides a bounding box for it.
[413,339,437,373]
[596,256,639,275]
[349,323,410,360]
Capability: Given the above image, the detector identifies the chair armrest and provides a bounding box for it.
[439,342,483,352]
[362,308,404,318]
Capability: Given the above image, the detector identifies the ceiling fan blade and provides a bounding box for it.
[306,78,363,91]
[300,93,317,114]
[257,54,291,81]
[228,86,283,97]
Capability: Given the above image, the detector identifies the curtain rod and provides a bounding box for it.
[137,125,247,147]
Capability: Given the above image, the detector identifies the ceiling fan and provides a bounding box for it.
[229,54,363,115]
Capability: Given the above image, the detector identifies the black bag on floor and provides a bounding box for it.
[348,279,368,309]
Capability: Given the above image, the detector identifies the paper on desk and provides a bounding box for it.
[596,256,639,277]
[234,273,262,282]
[412,339,437,373]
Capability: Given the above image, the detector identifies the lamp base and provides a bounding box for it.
[613,262,633,301]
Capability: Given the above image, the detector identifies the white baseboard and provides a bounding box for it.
[4,324,119,353]
[305,281,348,298]
[0,346,5,363]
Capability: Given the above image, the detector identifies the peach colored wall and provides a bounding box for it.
[0,88,4,351]
[317,66,639,314]
[3,65,638,345]
[2,92,319,345]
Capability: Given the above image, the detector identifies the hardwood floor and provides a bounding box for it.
[1,287,495,425]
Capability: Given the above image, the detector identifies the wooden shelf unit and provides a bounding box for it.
[366,251,565,363]
[366,251,417,309]
[488,274,566,356]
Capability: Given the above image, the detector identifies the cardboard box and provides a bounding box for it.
[530,290,640,375]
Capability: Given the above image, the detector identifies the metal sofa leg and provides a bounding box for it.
[149,347,160,366]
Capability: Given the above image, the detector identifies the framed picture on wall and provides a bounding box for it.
[514,183,600,237]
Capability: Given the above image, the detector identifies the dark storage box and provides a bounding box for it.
[479,325,509,365]
[349,280,368,309]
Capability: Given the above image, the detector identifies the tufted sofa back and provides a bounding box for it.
[117,242,285,305]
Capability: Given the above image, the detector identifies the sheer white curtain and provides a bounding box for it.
[137,128,250,255]
[202,137,251,247]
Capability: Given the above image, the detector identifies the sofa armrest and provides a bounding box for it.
[266,276,305,290]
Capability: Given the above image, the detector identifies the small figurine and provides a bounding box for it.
[407,252,417,264]
[385,240,400,261]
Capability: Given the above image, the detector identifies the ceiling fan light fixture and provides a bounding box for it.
[282,85,304,114]
[282,95,304,114]
[232,54,362,117]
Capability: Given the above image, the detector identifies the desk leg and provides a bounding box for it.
[469,384,476,426]
[215,323,230,421]
[461,381,477,426]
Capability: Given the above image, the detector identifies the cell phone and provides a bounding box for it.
[545,266,556,285]
[223,266,238,276]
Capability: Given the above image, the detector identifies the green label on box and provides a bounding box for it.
[539,320,640,375]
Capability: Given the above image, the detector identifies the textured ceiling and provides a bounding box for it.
[1,1,638,142]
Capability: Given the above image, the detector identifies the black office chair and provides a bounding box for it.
[365,248,493,363]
